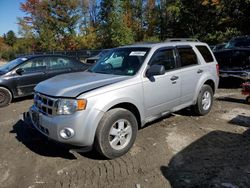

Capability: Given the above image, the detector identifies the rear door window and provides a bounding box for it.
[177,47,198,67]
[196,45,214,63]
[48,57,73,70]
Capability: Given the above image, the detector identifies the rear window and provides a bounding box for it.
[196,45,214,63]
[178,48,198,67]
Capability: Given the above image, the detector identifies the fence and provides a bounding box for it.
[17,49,103,60]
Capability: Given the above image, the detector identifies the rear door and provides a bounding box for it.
[176,46,202,104]
[143,47,181,117]
[46,57,75,78]
[231,49,250,70]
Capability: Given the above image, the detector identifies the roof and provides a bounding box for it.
[121,41,207,49]
[165,38,199,42]
[18,54,78,60]
[231,35,250,41]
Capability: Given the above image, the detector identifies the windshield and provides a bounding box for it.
[89,47,150,76]
[225,39,250,49]
[98,49,110,57]
[0,57,27,72]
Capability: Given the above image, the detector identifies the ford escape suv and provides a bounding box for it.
[27,41,219,159]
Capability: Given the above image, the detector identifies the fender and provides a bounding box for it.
[94,96,144,121]
[81,96,144,146]
[192,72,216,104]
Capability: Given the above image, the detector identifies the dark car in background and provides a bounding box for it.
[214,36,250,81]
[212,43,226,52]
[0,54,89,107]
[85,49,110,65]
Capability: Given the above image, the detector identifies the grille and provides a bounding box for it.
[34,92,57,116]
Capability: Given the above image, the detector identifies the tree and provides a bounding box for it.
[13,0,250,54]
[98,0,134,48]
[4,30,17,46]
[145,0,158,38]
[131,0,145,41]
[19,0,81,51]
[78,0,100,49]
[222,0,250,35]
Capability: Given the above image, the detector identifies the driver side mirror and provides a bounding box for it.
[146,64,165,77]
[16,68,24,75]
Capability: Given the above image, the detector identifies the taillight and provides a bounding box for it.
[216,64,219,77]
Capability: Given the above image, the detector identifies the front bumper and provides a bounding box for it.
[220,70,250,80]
[28,105,104,147]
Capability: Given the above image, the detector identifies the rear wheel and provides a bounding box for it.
[95,108,138,159]
[192,85,213,116]
[0,87,12,107]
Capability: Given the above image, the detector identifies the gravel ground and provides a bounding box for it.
[0,88,250,188]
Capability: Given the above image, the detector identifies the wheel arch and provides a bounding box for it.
[193,77,216,105]
[203,79,215,94]
[0,85,13,98]
[108,102,142,128]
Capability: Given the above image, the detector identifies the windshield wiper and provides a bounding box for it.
[94,71,110,74]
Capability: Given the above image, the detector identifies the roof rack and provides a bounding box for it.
[165,38,200,42]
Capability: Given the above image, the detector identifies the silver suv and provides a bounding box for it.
[28,41,219,159]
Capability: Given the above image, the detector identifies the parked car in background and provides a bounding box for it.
[85,49,110,64]
[26,41,219,159]
[212,43,226,52]
[0,55,89,107]
[214,36,250,81]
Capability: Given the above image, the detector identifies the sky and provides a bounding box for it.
[0,0,26,37]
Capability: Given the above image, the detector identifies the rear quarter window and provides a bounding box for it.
[196,45,214,63]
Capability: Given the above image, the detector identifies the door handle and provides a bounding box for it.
[197,69,203,74]
[170,76,179,81]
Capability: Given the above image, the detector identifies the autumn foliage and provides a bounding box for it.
[1,0,250,60]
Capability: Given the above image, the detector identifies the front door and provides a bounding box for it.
[143,48,181,118]
[13,57,49,96]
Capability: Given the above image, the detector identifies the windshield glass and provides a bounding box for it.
[224,38,250,49]
[224,41,233,49]
[0,57,27,72]
[89,47,150,76]
[98,49,110,58]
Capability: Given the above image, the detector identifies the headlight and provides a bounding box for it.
[56,98,87,115]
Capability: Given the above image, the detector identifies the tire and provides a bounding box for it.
[0,87,12,107]
[95,108,138,159]
[192,85,213,116]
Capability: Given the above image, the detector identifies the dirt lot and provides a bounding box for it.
[0,88,250,188]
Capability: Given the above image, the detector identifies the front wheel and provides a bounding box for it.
[192,85,213,116]
[0,87,12,107]
[94,108,138,159]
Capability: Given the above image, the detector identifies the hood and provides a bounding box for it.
[0,69,6,76]
[35,71,130,97]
